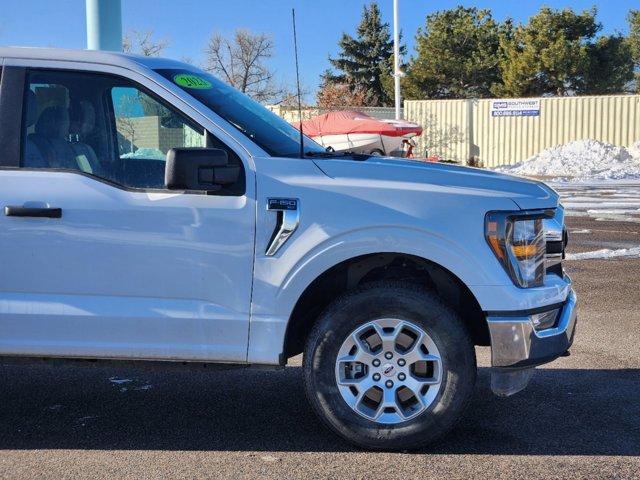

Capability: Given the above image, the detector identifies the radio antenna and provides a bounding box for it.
[292,8,304,158]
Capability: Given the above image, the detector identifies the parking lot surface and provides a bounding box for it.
[1,214,639,479]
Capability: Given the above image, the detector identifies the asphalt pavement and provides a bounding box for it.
[0,215,639,479]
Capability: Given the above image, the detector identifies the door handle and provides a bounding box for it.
[5,206,62,218]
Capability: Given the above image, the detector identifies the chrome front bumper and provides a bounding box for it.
[487,289,578,369]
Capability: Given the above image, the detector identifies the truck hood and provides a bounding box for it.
[314,157,559,211]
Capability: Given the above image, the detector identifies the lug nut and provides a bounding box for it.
[398,373,406,381]
[372,359,381,367]
[373,373,381,381]
[385,380,394,388]
[398,358,406,366]
[384,352,393,360]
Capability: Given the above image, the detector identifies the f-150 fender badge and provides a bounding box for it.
[267,198,298,211]
[265,198,300,256]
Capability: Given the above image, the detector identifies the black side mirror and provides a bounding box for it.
[165,148,240,192]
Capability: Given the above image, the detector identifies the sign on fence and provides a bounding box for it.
[490,99,540,117]
[406,94,640,167]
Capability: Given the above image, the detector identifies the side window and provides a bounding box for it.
[23,79,73,170]
[110,86,206,188]
[21,69,241,193]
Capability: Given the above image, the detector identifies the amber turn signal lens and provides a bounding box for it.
[511,244,538,258]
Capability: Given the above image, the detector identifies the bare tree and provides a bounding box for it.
[123,30,169,57]
[204,29,286,103]
[271,80,313,107]
[316,78,369,110]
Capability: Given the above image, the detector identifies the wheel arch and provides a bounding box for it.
[282,252,489,360]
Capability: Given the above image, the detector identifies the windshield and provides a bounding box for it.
[155,68,326,158]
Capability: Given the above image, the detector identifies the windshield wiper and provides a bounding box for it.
[304,150,371,160]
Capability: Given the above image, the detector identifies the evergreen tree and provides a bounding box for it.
[497,7,634,97]
[629,10,640,92]
[583,35,634,94]
[404,7,504,99]
[327,2,397,106]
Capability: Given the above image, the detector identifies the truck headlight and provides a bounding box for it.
[485,210,553,288]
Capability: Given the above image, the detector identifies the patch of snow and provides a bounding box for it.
[109,377,132,385]
[592,215,640,224]
[496,140,640,181]
[109,377,153,393]
[566,246,640,260]
[550,181,640,222]
[586,209,634,215]
[565,201,640,209]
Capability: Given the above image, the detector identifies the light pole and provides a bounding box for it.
[86,0,123,51]
[393,0,402,120]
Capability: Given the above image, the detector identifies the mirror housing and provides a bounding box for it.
[165,148,240,192]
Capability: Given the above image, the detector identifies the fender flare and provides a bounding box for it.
[252,225,500,320]
[248,226,500,364]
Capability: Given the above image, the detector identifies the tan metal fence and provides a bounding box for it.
[405,95,640,167]
[266,105,401,122]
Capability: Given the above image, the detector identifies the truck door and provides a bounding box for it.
[0,65,255,362]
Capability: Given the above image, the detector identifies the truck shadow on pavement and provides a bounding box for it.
[0,364,638,455]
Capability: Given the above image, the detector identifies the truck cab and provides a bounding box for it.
[0,47,576,450]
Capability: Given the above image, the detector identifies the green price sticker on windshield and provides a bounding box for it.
[173,74,212,89]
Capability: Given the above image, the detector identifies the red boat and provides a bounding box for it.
[295,110,423,156]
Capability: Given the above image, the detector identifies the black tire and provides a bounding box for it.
[303,281,476,451]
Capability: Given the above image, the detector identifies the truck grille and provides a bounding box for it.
[544,207,566,277]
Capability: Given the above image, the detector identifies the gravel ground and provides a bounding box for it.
[1,215,639,479]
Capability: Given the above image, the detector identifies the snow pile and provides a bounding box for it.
[496,140,640,181]
[628,140,640,160]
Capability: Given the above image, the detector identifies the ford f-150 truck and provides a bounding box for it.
[0,47,576,450]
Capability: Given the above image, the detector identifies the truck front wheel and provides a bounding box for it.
[303,281,476,450]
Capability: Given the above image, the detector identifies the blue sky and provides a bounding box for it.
[0,0,637,99]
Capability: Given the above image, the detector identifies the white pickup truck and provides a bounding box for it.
[0,47,576,450]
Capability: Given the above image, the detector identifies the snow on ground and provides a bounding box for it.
[108,377,152,393]
[109,377,132,385]
[492,139,640,222]
[496,140,640,181]
[551,181,640,223]
[549,180,640,261]
[566,246,640,261]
